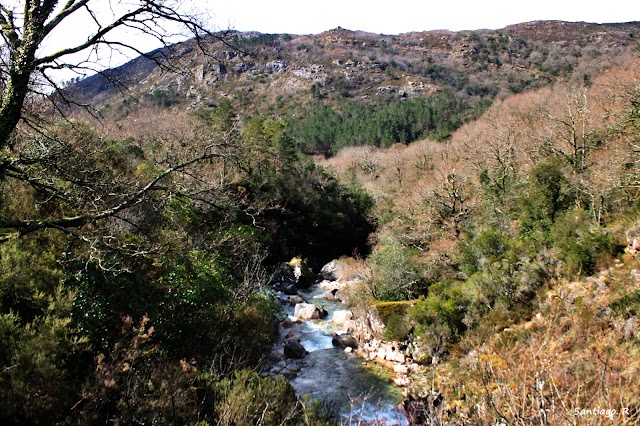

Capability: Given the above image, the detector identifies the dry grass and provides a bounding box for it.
[407,255,640,425]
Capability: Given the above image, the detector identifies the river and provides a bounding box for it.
[277,279,409,425]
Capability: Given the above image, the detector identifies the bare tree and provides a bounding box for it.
[0,1,224,143]
[0,1,236,245]
[544,87,593,172]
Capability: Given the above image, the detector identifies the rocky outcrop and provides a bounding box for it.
[271,257,315,294]
[288,257,314,289]
[318,260,339,281]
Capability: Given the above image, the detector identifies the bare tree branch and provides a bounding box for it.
[0,0,226,147]
[0,146,234,242]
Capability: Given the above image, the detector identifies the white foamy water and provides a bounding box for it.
[280,282,409,425]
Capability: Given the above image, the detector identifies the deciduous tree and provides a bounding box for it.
[0,0,233,244]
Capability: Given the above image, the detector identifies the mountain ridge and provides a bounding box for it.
[66,20,640,120]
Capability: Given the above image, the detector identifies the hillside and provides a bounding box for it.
[67,21,640,131]
[318,50,640,424]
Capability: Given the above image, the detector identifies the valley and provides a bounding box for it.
[2,11,640,424]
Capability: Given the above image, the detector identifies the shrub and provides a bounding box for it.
[375,301,415,341]
[214,370,304,425]
[552,209,616,276]
[369,236,421,301]
[0,290,88,425]
[410,280,474,338]
[384,312,413,341]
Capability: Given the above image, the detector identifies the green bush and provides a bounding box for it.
[408,280,476,363]
[0,290,88,425]
[530,162,575,221]
[214,370,304,425]
[369,236,421,301]
[552,209,616,276]
[383,312,413,341]
[374,301,414,341]
[410,280,474,338]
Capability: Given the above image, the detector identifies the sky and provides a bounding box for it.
[203,0,639,35]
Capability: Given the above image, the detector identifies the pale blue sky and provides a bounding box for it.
[205,0,639,35]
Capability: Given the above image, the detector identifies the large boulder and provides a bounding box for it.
[284,340,308,359]
[294,303,327,320]
[271,264,298,291]
[332,334,358,349]
[318,260,339,281]
[289,257,314,289]
[332,310,353,326]
[323,288,341,301]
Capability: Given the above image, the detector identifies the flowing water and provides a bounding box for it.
[280,282,409,425]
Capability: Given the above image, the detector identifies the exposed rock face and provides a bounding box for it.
[332,334,358,349]
[284,340,308,359]
[271,257,315,293]
[294,303,327,320]
[350,306,387,343]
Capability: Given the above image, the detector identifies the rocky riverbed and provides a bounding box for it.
[265,257,418,425]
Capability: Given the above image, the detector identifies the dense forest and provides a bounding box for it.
[2,2,640,424]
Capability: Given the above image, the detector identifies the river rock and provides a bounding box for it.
[282,316,300,328]
[376,343,406,363]
[285,329,302,341]
[393,364,409,374]
[318,260,339,281]
[281,282,298,295]
[284,340,308,359]
[342,319,357,333]
[288,295,307,305]
[317,279,344,290]
[393,376,410,386]
[294,303,327,320]
[332,333,358,349]
[332,310,353,326]
[323,288,341,301]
